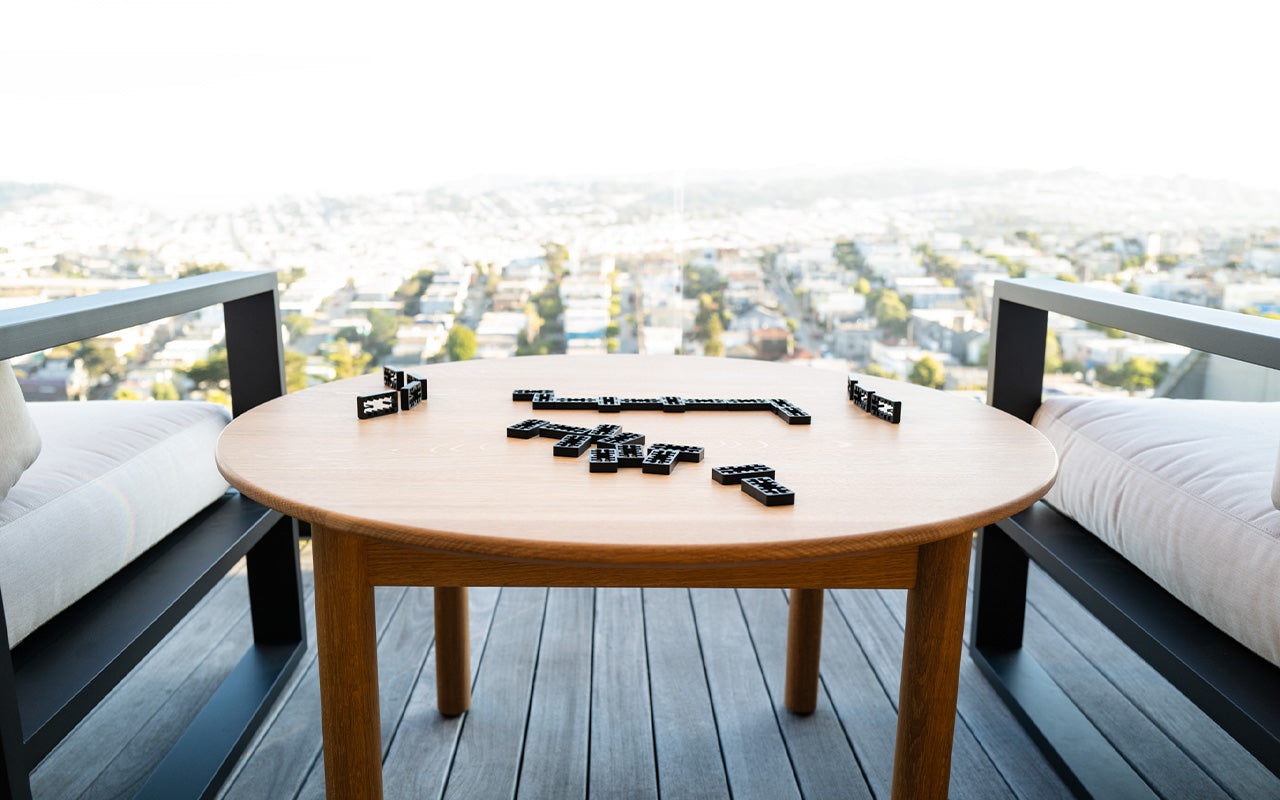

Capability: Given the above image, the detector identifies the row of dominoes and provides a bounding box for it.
[512,390,811,424]
[847,378,902,424]
[710,463,795,506]
[356,368,429,420]
[506,418,704,474]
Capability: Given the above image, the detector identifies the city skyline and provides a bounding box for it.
[4,1,1278,208]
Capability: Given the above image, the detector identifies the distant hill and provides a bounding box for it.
[0,182,112,212]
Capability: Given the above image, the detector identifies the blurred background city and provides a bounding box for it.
[4,0,1278,404]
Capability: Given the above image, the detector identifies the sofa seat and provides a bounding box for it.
[1034,395,1280,668]
[0,400,232,647]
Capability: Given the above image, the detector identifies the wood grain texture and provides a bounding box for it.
[376,587,501,800]
[784,587,824,713]
[589,588,658,800]
[691,588,801,799]
[440,587,545,800]
[432,587,470,716]
[35,556,1259,800]
[892,533,973,800]
[516,587,592,800]
[312,526,383,800]
[877,583,1076,800]
[220,581,404,800]
[643,588,730,799]
[737,588,873,800]
[364,540,917,589]
[217,355,1057,563]
[1023,568,1280,799]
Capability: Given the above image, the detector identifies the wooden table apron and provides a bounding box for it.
[216,355,1058,800]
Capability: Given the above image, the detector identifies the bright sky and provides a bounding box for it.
[3,0,1278,207]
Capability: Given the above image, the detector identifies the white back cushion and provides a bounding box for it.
[0,362,41,504]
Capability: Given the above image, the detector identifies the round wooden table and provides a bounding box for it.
[216,355,1057,800]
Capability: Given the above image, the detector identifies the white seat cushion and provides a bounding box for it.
[1034,396,1280,668]
[0,400,231,647]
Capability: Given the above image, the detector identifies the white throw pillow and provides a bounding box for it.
[0,361,41,504]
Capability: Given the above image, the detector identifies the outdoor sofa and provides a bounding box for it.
[0,271,306,800]
[972,277,1280,797]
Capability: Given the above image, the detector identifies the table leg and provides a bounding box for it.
[891,532,973,800]
[313,525,383,800]
[784,587,824,713]
[434,586,471,716]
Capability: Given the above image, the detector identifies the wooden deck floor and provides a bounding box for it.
[32,542,1280,799]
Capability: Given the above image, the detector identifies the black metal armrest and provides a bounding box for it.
[0,271,285,415]
[988,277,1280,421]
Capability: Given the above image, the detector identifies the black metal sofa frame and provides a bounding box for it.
[972,277,1280,798]
[0,271,307,800]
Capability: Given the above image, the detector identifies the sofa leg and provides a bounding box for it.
[0,655,30,800]
[246,515,306,647]
[970,523,1029,651]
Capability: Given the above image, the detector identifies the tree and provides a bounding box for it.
[394,269,435,316]
[875,290,910,339]
[283,313,313,341]
[1096,356,1168,392]
[326,339,372,380]
[854,277,871,295]
[683,264,726,300]
[1044,328,1064,373]
[279,266,307,290]
[862,363,898,380]
[908,356,946,389]
[362,308,401,363]
[833,240,867,276]
[51,253,83,276]
[182,348,230,390]
[705,313,725,357]
[544,242,570,276]
[151,381,180,401]
[978,330,1066,372]
[177,262,231,279]
[76,339,125,382]
[1086,322,1126,339]
[445,324,477,361]
[285,350,309,392]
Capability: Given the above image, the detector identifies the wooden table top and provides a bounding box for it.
[216,355,1057,565]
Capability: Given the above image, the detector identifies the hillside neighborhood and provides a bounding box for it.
[4,170,1280,404]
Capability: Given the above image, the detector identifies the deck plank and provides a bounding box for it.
[875,584,1076,800]
[441,587,547,800]
[830,588,1017,800]
[374,586,501,800]
[736,588,872,800]
[815,588,901,799]
[588,587,658,800]
[643,588,730,800]
[33,545,1276,800]
[31,576,252,800]
[218,585,405,800]
[690,588,801,800]
[1026,567,1280,799]
[1019,578,1235,799]
[516,587,593,800]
